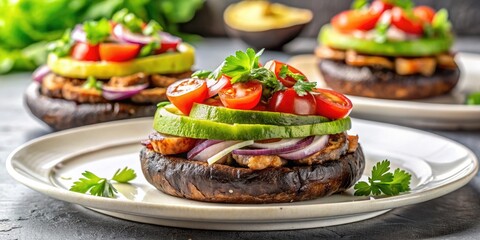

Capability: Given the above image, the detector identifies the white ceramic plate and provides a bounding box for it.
[288,53,480,130]
[6,118,478,231]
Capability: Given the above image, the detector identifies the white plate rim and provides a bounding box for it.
[6,118,479,222]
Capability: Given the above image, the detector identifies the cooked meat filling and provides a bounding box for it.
[232,154,287,170]
[148,132,197,155]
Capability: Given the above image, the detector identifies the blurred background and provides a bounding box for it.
[1,0,479,75]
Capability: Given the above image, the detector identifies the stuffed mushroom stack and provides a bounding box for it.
[140,49,365,203]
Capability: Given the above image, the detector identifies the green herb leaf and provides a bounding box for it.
[138,41,160,58]
[112,167,137,183]
[383,0,414,10]
[432,9,452,37]
[354,160,412,196]
[466,92,480,105]
[222,48,263,83]
[191,70,213,79]
[374,21,390,43]
[82,76,103,91]
[351,0,369,10]
[83,18,111,45]
[70,167,136,198]
[47,29,74,57]
[143,20,163,36]
[157,101,171,108]
[293,80,316,96]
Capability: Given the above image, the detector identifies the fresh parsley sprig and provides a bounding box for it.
[70,167,137,198]
[222,48,263,83]
[83,18,111,45]
[354,160,411,196]
[293,80,316,97]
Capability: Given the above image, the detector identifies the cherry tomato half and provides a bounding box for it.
[167,78,208,115]
[331,10,381,32]
[312,88,352,119]
[99,43,141,62]
[369,0,393,14]
[264,60,307,88]
[391,7,424,35]
[268,88,316,115]
[218,81,262,110]
[414,6,436,23]
[71,43,100,61]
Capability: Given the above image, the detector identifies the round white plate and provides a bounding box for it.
[6,118,478,231]
[288,53,480,130]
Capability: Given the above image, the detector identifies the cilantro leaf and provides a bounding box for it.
[354,160,412,196]
[222,48,263,83]
[191,70,212,79]
[432,9,452,37]
[47,29,74,57]
[112,167,137,183]
[70,167,137,198]
[83,18,111,45]
[82,76,103,91]
[351,0,369,10]
[293,80,316,96]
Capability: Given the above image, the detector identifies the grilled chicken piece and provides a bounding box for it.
[62,80,106,103]
[436,53,457,69]
[149,132,196,155]
[346,50,394,70]
[298,133,348,165]
[109,72,148,87]
[315,46,346,60]
[395,57,436,76]
[347,135,359,153]
[41,73,67,98]
[131,88,167,103]
[232,154,287,170]
[150,71,193,87]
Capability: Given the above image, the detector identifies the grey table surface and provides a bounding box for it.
[1,38,480,240]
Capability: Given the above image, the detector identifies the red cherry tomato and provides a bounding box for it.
[312,88,352,119]
[391,7,424,35]
[268,88,316,115]
[331,10,381,32]
[369,0,393,14]
[203,97,224,107]
[71,43,100,61]
[167,78,208,115]
[218,81,262,110]
[414,6,436,23]
[264,60,307,88]
[99,43,141,62]
[156,33,181,54]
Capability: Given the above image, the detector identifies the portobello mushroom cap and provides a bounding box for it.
[140,144,365,203]
[319,59,460,99]
[25,82,157,130]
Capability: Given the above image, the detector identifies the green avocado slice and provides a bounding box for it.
[154,105,351,140]
[47,43,194,79]
[189,103,329,125]
[319,25,453,57]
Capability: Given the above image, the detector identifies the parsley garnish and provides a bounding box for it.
[354,160,412,196]
[143,20,163,36]
[383,0,413,10]
[47,29,74,57]
[113,8,144,33]
[279,64,306,82]
[70,167,136,198]
[293,80,316,96]
[138,41,160,57]
[222,48,263,83]
[83,18,111,45]
[82,76,103,91]
[191,70,212,79]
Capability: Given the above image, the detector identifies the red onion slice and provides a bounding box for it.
[190,140,240,162]
[32,65,51,83]
[279,135,329,160]
[113,24,154,45]
[71,24,87,43]
[101,82,149,100]
[187,139,222,160]
[207,76,230,97]
[232,136,314,156]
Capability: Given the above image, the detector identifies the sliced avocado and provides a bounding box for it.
[320,25,453,57]
[189,103,329,125]
[154,105,351,140]
[48,43,194,79]
[224,1,312,32]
